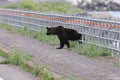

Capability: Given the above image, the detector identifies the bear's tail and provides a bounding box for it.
[77,33,84,44]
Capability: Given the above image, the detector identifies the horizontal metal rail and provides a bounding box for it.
[0,9,119,56]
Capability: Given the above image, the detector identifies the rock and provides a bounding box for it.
[77,0,120,11]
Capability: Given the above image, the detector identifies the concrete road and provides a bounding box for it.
[0,56,39,80]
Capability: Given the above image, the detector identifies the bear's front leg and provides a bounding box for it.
[57,39,65,49]
[65,40,70,48]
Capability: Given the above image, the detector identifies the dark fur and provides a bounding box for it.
[46,26,82,49]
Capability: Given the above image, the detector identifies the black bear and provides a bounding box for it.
[46,26,82,49]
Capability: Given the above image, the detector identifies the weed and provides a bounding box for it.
[33,66,40,76]
[74,43,111,57]
[5,50,31,65]
[42,73,51,80]
[18,26,32,36]
[20,63,34,75]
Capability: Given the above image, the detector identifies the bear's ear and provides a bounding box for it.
[58,26,64,30]
[46,27,49,29]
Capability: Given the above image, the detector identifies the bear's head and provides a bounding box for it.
[46,26,64,35]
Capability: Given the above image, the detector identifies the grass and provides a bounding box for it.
[72,43,111,57]
[0,23,112,57]
[0,50,31,65]
[4,0,82,14]
[9,50,31,65]
[0,51,31,66]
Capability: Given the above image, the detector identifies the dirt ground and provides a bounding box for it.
[0,29,120,80]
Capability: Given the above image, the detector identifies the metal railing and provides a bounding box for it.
[0,9,120,56]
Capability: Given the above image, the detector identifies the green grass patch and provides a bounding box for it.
[71,43,112,57]
[8,50,31,65]
[4,0,82,14]
[0,50,31,65]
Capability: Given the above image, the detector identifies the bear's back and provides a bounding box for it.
[63,28,80,40]
[64,28,78,35]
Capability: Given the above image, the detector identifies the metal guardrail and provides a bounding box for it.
[0,9,120,56]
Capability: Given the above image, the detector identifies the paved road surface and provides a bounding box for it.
[0,29,120,80]
[0,56,39,80]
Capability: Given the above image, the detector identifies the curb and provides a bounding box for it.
[0,47,10,55]
[0,47,64,80]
